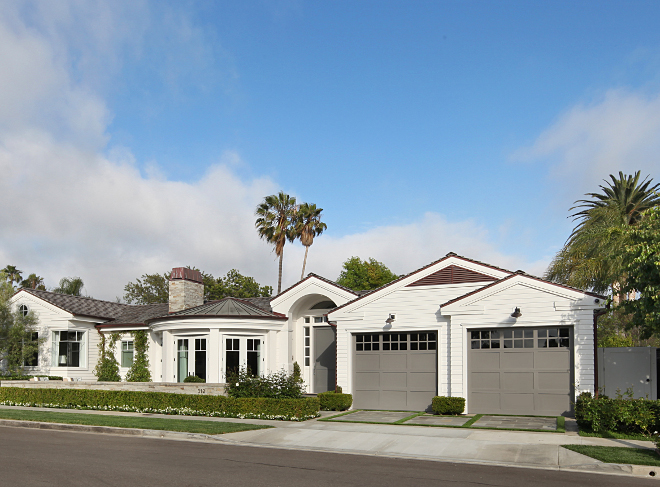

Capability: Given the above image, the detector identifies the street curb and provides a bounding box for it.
[2,419,659,480]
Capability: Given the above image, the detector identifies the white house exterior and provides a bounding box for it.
[9,253,605,416]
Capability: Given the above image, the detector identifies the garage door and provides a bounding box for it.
[353,332,437,411]
[468,327,573,416]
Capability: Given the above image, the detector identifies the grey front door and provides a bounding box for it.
[353,332,437,411]
[468,327,574,416]
[313,326,336,393]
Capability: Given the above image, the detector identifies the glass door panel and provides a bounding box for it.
[225,338,240,377]
[177,339,189,382]
[247,338,260,376]
[194,338,207,381]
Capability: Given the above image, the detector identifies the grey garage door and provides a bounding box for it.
[468,327,574,416]
[353,332,437,411]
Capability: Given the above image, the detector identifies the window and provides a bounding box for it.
[23,332,39,367]
[470,327,570,350]
[355,334,380,351]
[383,333,408,351]
[54,331,85,367]
[314,316,323,323]
[121,341,134,368]
[18,304,29,317]
[304,327,310,366]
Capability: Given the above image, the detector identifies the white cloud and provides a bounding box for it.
[0,2,546,299]
[513,89,660,200]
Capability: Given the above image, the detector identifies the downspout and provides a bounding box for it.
[593,302,610,399]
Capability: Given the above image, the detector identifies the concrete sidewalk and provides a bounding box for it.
[1,405,657,479]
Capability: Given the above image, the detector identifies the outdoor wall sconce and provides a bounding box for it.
[385,314,396,324]
[511,307,522,318]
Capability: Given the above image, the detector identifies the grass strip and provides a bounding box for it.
[394,412,425,424]
[318,410,361,421]
[562,445,660,467]
[556,416,565,433]
[577,426,649,441]
[463,414,483,427]
[0,408,272,435]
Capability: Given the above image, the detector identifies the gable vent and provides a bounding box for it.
[406,265,498,287]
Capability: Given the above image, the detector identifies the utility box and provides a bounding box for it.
[597,347,658,399]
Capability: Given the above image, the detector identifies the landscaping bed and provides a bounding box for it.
[0,387,320,421]
[0,408,270,435]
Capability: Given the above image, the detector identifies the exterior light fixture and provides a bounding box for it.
[511,307,522,318]
[385,314,396,324]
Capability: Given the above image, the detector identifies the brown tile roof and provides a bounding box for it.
[101,303,170,326]
[18,288,129,320]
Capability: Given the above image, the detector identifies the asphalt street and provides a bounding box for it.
[0,426,655,487]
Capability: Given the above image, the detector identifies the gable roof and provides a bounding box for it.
[440,271,606,309]
[406,264,498,287]
[274,273,359,300]
[328,252,513,316]
[16,288,129,320]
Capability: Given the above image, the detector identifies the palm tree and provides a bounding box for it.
[295,203,327,280]
[21,273,45,290]
[255,191,297,294]
[546,171,660,295]
[53,277,85,296]
[2,265,23,287]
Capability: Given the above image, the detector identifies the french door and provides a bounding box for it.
[176,338,207,382]
[224,336,263,380]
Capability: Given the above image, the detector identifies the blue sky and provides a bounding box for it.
[2,1,660,298]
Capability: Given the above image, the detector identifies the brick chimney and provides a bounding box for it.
[169,267,204,313]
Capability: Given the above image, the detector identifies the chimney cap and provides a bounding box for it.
[170,267,203,284]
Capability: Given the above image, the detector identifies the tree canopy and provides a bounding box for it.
[336,257,399,291]
[619,205,660,338]
[295,203,327,280]
[545,171,660,295]
[124,268,272,305]
[53,277,85,296]
[255,191,298,294]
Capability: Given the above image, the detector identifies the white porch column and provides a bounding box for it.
[208,329,221,383]
[162,330,173,382]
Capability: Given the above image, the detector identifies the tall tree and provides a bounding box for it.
[2,265,23,288]
[545,171,660,295]
[0,274,45,375]
[255,191,297,294]
[295,203,327,280]
[336,257,399,291]
[53,277,85,296]
[20,273,46,290]
[124,269,272,304]
[124,272,170,304]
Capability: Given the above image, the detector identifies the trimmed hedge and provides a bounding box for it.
[432,396,465,415]
[183,375,205,383]
[318,392,353,411]
[575,392,657,434]
[0,387,320,421]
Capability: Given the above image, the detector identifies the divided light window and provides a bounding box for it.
[470,327,571,350]
[304,327,310,366]
[121,341,134,368]
[55,331,85,367]
[356,333,437,352]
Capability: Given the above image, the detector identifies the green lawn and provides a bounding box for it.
[577,426,649,441]
[0,408,272,435]
[562,445,660,466]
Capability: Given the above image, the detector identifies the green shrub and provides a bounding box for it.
[183,375,205,383]
[318,391,352,411]
[432,396,465,415]
[94,333,121,382]
[0,375,62,381]
[126,330,151,382]
[0,387,319,421]
[575,392,657,434]
[226,367,304,399]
